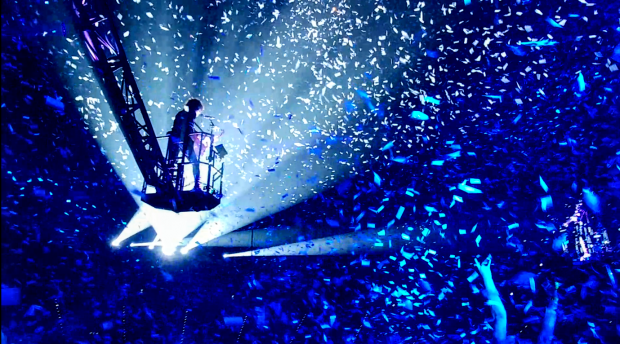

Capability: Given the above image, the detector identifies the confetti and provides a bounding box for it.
[3,0,619,342]
[539,176,549,193]
[458,183,483,194]
[410,111,429,121]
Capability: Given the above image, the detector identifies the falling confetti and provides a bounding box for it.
[1,0,619,343]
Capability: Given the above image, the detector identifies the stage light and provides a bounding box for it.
[222,251,253,258]
[221,228,411,257]
[180,247,190,255]
[161,245,176,256]
[111,239,121,247]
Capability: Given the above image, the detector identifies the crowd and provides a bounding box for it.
[2,0,620,343]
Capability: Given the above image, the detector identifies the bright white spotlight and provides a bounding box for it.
[180,247,190,255]
[148,244,155,250]
[161,245,176,256]
[219,229,408,257]
[111,240,121,247]
[223,251,254,258]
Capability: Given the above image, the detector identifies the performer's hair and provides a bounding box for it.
[186,98,204,112]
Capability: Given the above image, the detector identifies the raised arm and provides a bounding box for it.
[538,287,558,344]
[475,255,508,343]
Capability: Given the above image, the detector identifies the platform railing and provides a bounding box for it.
[151,132,224,197]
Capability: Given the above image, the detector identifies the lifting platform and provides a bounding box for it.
[71,0,225,212]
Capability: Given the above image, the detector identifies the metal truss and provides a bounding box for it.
[71,0,224,212]
[70,0,171,191]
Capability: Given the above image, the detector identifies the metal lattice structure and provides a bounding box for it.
[71,0,169,191]
[71,0,223,212]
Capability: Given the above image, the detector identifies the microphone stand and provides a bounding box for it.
[196,115,218,163]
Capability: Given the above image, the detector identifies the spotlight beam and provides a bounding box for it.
[222,227,413,257]
[63,0,406,256]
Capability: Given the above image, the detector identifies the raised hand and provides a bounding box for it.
[475,254,493,277]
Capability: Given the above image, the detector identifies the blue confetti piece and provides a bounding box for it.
[464,0,471,5]
[426,50,439,58]
[577,72,586,92]
[410,110,429,121]
[378,229,386,236]
[483,95,502,101]
[508,45,527,56]
[546,18,563,28]
[541,195,553,212]
[380,140,394,151]
[458,183,482,194]
[373,172,381,186]
[431,160,444,166]
[363,319,372,328]
[470,178,481,185]
[539,176,549,193]
[396,206,405,220]
[402,233,410,240]
[475,235,481,247]
[208,76,220,80]
[424,205,438,213]
[425,96,440,105]
[326,219,340,227]
[392,156,408,163]
[446,151,460,159]
[401,247,414,260]
[508,223,520,230]
[518,39,558,47]
[45,96,64,111]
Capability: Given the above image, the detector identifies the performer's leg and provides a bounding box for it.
[184,144,200,188]
[167,138,181,166]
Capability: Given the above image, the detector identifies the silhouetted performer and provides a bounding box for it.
[168,99,204,190]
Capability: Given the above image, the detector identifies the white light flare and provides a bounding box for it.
[113,207,151,244]
[222,229,410,258]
